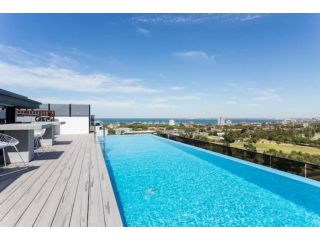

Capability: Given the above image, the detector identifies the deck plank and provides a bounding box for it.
[0,135,71,194]
[88,135,105,227]
[0,149,64,222]
[0,136,79,226]
[95,138,123,226]
[0,133,122,227]
[14,136,82,227]
[69,134,91,227]
[33,135,86,227]
[51,135,89,226]
[0,155,52,201]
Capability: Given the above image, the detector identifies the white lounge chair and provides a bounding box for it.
[0,133,28,177]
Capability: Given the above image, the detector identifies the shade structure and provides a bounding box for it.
[0,88,41,109]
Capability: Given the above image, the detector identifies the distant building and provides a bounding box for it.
[217,132,225,137]
[107,123,120,128]
[217,117,225,126]
[226,119,232,126]
[183,121,193,127]
[169,119,175,126]
[282,119,299,125]
[115,127,131,135]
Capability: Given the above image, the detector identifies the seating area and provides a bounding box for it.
[0,134,122,226]
[0,89,62,167]
[0,89,122,226]
[0,133,28,177]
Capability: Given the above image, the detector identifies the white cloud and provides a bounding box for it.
[35,97,137,108]
[144,102,176,109]
[170,96,201,100]
[137,27,151,36]
[141,95,201,111]
[0,44,157,94]
[133,14,266,25]
[150,95,201,102]
[251,89,280,102]
[239,14,264,21]
[170,86,184,91]
[248,103,261,107]
[174,51,209,59]
[0,43,76,68]
[225,82,238,88]
[0,61,157,93]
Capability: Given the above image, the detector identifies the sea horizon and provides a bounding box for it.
[96,117,284,125]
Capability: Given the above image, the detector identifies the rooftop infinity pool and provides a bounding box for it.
[101,134,320,226]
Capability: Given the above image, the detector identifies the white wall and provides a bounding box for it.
[55,116,89,134]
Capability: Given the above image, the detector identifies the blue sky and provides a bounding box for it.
[0,14,319,118]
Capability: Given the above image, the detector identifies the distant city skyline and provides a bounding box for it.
[0,14,319,118]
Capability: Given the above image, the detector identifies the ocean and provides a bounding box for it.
[96,118,280,125]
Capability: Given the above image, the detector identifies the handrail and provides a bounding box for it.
[158,133,320,181]
[17,109,55,121]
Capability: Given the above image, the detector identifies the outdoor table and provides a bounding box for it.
[50,121,65,136]
[0,122,53,163]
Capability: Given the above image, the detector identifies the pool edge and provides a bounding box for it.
[151,134,320,188]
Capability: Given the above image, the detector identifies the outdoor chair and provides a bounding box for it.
[34,128,47,156]
[0,133,28,177]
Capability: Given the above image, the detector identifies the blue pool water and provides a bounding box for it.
[102,134,320,227]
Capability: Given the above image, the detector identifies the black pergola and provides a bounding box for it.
[0,89,41,123]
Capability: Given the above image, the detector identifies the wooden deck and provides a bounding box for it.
[0,134,123,227]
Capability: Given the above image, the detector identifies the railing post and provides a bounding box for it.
[304,163,307,178]
[269,155,272,167]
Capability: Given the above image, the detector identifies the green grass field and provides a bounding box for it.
[230,140,320,156]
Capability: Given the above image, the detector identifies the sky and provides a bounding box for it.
[0,14,319,118]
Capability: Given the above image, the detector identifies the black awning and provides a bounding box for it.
[0,88,41,109]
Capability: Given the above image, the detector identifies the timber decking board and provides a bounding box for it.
[0,134,122,227]
[0,136,76,227]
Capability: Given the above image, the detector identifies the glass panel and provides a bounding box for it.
[71,104,89,116]
[270,156,305,177]
[50,104,70,117]
[39,104,48,110]
[306,164,320,181]
[158,134,320,181]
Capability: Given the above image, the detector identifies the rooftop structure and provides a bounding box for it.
[0,89,41,124]
[0,89,41,109]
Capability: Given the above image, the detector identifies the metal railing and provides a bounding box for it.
[157,133,320,181]
[16,109,55,121]
[39,104,90,117]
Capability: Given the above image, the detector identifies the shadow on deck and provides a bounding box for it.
[0,166,40,192]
